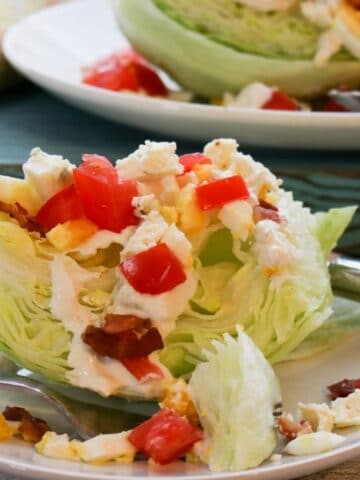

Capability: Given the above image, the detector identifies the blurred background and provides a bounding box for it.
[0,0,359,254]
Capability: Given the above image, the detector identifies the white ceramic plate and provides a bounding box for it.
[3,0,360,150]
[1,333,360,480]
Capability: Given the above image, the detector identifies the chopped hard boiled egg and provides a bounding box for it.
[46,218,98,251]
[284,432,345,456]
[36,432,80,461]
[36,431,136,464]
[75,431,136,464]
[298,402,334,432]
[23,147,75,202]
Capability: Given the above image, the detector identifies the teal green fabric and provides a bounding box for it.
[0,85,359,254]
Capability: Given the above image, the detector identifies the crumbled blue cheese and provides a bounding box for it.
[223,83,274,109]
[253,220,298,284]
[218,200,254,241]
[331,389,360,427]
[23,147,75,202]
[116,141,183,180]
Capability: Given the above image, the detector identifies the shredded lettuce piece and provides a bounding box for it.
[189,328,281,471]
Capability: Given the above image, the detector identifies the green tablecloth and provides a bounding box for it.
[1,84,360,254]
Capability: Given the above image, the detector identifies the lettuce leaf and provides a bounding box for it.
[189,328,281,471]
[160,204,357,376]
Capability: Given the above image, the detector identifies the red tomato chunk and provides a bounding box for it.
[122,357,164,383]
[35,184,83,231]
[262,90,298,111]
[128,409,203,464]
[179,153,212,173]
[120,243,187,294]
[83,50,168,97]
[196,175,249,211]
[74,154,138,233]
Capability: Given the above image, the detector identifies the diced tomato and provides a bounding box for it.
[35,184,83,231]
[195,175,249,211]
[179,153,212,173]
[262,90,299,111]
[128,409,203,464]
[321,99,349,112]
[83,50,168,96]
[120,243,187,294]
[122,357,164,382]
[73,154,138,232]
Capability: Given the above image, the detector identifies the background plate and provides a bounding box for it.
[3,0,360,150]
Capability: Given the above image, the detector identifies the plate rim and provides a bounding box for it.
[3,0,360,130]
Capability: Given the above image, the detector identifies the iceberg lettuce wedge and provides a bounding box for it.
[189,329,281,471]
[113,0,360,98]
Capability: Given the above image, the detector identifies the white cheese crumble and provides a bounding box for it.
[203,139,281,199]
[110,269,198,338]
[116,141,183,180]
[331,389,360,427]
[284,432,345,456]
[23,147,75,202]
[223,83,274,110]
[218,200,253,241]
[253,220,298,283]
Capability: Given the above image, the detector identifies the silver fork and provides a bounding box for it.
[328,90,360,112]
[0,375,145,440]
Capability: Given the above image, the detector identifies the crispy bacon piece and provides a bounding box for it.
[103,314,151,334]
[327,378,360,400]
[278,413,313,440]
[347,0,360,9]
[3,406,49,443]
[82,325,163,360]
[0,202,45,234]
[254,199,282,224]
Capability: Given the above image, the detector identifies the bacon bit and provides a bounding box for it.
[0,202,45,234]
[3,406,49,443]
[278,413,313,440]
[347,0,360,9]
[82,325,163,360]
[103,314,151,335]
[259,199,278,211]
[327,378,360,400]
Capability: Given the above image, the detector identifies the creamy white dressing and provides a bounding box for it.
[70,227,135,257]
[218,200,253,241]
[109,270,198,338]
[50,254,99,334]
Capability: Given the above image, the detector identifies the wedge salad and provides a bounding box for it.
[0,139,357,471]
